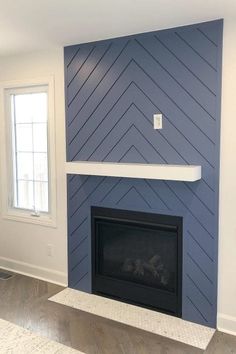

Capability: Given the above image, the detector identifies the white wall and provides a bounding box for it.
[0,48,67,285]
[217,17,236,335]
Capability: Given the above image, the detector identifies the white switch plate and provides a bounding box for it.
[153,114,163,129]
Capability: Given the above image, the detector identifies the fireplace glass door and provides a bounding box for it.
[91,207,182,316]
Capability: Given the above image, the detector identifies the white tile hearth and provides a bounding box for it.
[0,318,82,354]
[49,288,215,351]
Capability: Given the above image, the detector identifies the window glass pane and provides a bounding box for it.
[17,152,33,180]
[33,123,47,152]
[17,181,34,209]
[14,92,47,123]
[14,94,34,123]
[34,152,48,181]
[32,93,47,122]
[16,124,33,152]
[34,182,48,212]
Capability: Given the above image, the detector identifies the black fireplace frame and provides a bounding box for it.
[91,206,183,317]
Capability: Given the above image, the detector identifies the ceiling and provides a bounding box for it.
[0,0,235,57]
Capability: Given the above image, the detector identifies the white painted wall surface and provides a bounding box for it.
[0,49,67,285]
[217,17,236,335]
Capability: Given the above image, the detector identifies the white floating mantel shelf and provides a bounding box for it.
[66,161,201,182]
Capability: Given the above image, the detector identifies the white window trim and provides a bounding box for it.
[0,77,57,228]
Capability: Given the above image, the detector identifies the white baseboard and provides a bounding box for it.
[217,313,236,336]
[0,256,67,287]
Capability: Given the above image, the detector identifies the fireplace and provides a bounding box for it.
[91,207,183,317]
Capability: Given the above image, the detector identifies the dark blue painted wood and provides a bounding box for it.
[65,20,223,328]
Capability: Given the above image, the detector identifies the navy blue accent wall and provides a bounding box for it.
[65,20,223,327]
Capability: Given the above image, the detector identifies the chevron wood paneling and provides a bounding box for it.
[65,20,223,328]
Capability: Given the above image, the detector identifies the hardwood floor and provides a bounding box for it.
[0,271,235,354]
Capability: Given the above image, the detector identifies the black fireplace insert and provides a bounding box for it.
[91,207,182,317]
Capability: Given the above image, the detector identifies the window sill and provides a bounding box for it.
[2,209,57,228]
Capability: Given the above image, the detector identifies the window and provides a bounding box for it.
[1,79,56,226]
[11,87,49,213]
